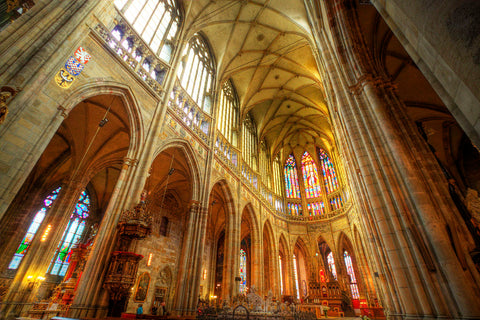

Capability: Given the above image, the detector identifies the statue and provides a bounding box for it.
[0,92,11,125]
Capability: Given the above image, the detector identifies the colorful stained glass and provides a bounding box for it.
[287,203,302,216]
[8,187,61,270]
[344,251,360,299]
[330,196,343,211]
[307,202,325,216]
[327,251,337,280]
[239,249,247,293]
[284,155,301,198]
[301,152,322,198]
[319,149,339,194]
[49,190,90,276]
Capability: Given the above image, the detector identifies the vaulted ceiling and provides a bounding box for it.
[183,0,333,159]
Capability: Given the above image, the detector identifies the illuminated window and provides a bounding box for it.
[178,34,215,113]
[114,0,180,63]
[273,156,282,196]
[279,255,284,294]
[217,80,239,146]
[293,254,300,300]
[239,249,247,293]
[344,251,360,299]
[330,195,343,211]
[8,187,62,270]
[287,203,302,216]
[319,149,339,194]
[284,155,301,198]
[242,114,258,171]
[301,152,321,198]
[48,190,91,276]
[327,251,337,280]
[307,202,325,216]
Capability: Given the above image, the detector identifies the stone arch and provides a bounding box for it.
[239,203,259,293]
[293,236,310,300]
[278,233,290,296]
[153,138,203,203]
[62,81,144,159]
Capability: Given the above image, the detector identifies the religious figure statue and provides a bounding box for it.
[0,91,12,125]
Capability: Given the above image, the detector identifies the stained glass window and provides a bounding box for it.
[330,196,343,211]
[301,152,322,198]
[344,251,360,299]
[279,255,284,294]
[284,155,301,198]
[293,254,300,300]
[319,149,339,194]
[8,187,62,270]
[239,249,247,293]
[48,190,91,277]
[327,251,337,280]
[287,203,302,216]
[307,202,325,216]
[114,0,180,63]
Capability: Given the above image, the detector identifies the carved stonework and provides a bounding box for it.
[103,251,143,301]
[0,86,19,125]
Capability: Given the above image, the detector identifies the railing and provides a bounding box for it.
[168,83,211,144]
[94,15,170,96]
[215,132,239,171]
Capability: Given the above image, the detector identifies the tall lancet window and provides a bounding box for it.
[217,79,239,146]
[301,151,322,198]
[293,254,300,300]
[273,155,282,196]
[178,34,215,113]
[279,255,284,294]
[8,187,62,270]
[344,251,360,299]
[319,149,339,194]
[48,190,91,276]
[284,155,301,198]
[239,249,247,293]
[327,251,337,280]
[114,0,180,63]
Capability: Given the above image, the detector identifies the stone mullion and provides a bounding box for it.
[1,179,84,318]
[68,157,139,318]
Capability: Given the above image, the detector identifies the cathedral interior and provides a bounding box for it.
[1,0,480,319]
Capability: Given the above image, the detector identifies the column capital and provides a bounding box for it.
[123,157,138,168]
[349,74,397,96]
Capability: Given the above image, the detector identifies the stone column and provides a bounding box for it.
[370,0,480,148]
[306,1,480,318]
[0,0,114,220]
[173,201,206,315]
[69,157,140,318]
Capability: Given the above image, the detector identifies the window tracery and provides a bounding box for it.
[47,190,91,276]
[178,34,215,113]
[319,149,339,194]
[344,250,360,299]
[8,187,61,270]
[284,154,301,199]
[114,0,180,64]
[217,79,239,147]
[327,251,337,280]
[301,151,321,198]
